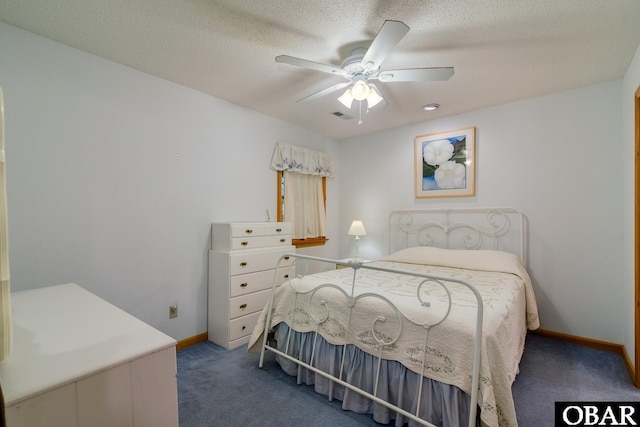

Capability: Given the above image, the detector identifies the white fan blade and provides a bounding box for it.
[298,82,351,103]
[276,55,347,77]
[360,20,410,71]
[378,67,454,82]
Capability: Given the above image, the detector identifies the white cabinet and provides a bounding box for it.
[4,384,77,427]
[208,222,295,349]
[0,283,178,427]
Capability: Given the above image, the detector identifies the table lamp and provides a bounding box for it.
[348,220,366,259]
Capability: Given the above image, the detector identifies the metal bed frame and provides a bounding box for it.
[259,255,482,427]
[389,207,526,264]
[257,207,525,427]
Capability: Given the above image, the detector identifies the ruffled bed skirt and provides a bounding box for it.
[273,322,479,427]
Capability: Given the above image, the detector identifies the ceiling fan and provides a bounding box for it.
[275,20,454,124]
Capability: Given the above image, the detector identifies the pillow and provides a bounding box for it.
[381,246,525,277]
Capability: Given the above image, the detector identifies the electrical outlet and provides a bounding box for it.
[169,303,178,319]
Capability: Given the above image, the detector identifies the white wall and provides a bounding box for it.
[1,20,635,352]
[622,41,640,367]
[0,23,341,341]
[338,81,626,345]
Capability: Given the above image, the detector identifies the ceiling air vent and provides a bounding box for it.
[332,111,352,120]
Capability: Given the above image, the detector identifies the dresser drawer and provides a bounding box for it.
[229,311,262,342]
[229,289,271,319]
[229,223,266,237]
[231,222,291,237]
[264,223,291,235]
[230,234,291,250]
[230,268,293,298]
[229,249,294,276]
[212,222,290,250]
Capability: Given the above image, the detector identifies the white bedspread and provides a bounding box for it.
[249,247,539,427]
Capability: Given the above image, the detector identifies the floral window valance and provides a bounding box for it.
[270,142,334,177]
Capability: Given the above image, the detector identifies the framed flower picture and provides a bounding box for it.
[414,127,475,198]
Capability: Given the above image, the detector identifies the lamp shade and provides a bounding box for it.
[366,85,384,108]
[337,89,354,108]
[348,220,366,236]
[351,80,370,101]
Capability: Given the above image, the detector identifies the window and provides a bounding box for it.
[271,143,333,248]
[277,171,327,247]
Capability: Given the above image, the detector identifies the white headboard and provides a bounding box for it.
[389,207,527,264]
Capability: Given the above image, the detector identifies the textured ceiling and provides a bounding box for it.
[1,0,640,139]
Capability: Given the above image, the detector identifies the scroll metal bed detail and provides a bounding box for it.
[257,254,483,427]
[389,207,526,265]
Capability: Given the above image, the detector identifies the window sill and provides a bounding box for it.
[292,237,328,248]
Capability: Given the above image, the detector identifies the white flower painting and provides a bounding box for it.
[414,127,475,198]
[422,139,454,167]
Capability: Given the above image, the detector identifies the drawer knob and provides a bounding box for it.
[276,228,282,232]
[245,229,253,234]
[280,239,286,243]
[284,274,289,279]
[242,326,246,331]
[284,256,290,260]
[239,303,247,310]
[240,262,247,267]
[241,241,249,246]
[240,283,248,288]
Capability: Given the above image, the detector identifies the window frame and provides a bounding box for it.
[277,170,328,248]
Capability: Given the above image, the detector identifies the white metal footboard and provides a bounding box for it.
[258,254,483,427]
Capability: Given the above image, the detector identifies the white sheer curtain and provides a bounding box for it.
[0,87,12,360]
[271,142,333,240]
[283,172,326,239]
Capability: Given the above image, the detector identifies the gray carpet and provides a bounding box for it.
[177,333,640,426]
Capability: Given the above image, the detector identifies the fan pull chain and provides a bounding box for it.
[358,100,363,125]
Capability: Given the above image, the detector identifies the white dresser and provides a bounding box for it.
[0,283,178,427]
[208,222,295,349]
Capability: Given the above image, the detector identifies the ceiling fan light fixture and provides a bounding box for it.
[275,20,454,127]
[351,80,370,101]
[337,89,354,108]
[366,85,384,108]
